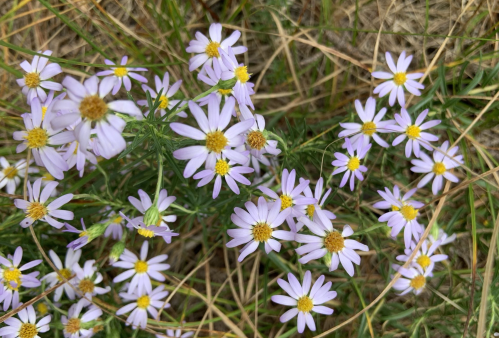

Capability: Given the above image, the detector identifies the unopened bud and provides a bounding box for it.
[430,224,440,239]
[323,252,332,268]
[143,205,160,226]
[109,241,125,264]
[217,77,237,90]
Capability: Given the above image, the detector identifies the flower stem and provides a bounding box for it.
[153,152,163,205]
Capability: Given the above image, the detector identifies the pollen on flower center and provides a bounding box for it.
[432,162,446,175]
[113,216,123,224]
[65,318,81,334]
[27,201,48,220]
[26,127,49,148]
[410,275,426,290]
[4,268,21,285]
[78,279,95,294]
[41,106,48,120]
[79,231,87,238]
[56,268,72,281]
[138,228,155,238]
[347,157,360,171]
[416,255,431,269]
[205,41,221,58]
[296,296,313,313]
[18,323,37,338]
[247,130,266,150]
[306,204,315,217]
[214,159,230,176]
[24,72,41,89]
[37,302,48,315]
[252,223,272,242]
[361,121,377,136]
[406,125,421,139]
[234,66,250,83]
[393,72,407,86]
[205,130,228,153]
[3,166,18,179]
[391,205,400,211]
[324,231,345,253]
[279,195,293,211]
[134,260,148,273]
[136,295,150,309]
[218,88,232,95]
[114,67,128,77]
[79,95,108,121]
[42,173,54,181]
[400,205,418,221]
[158,95,169,109]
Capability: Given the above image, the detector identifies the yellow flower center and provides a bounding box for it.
[247,130,266,150]
[214,159,230,176]
[347,157,360,171]
[361,121,377,136]
[41,106,48,120]
[134,260,148,274]
[3,166,18,179]
[56,268,72,281]
[155,217,163,227]
[234,66,250,83]
[65,318,81,334]
[138,228,155,238]
[432,162,446,175]
[42,173,54,181]
[18,323,38,338]
[114,67,128,77]
[27,201,48,220]
[79,95,108,121]
[218,88,232,95]
[296,296,314,313]
[279,195,293,211]
[37,302,48,315]
[409,275,426,290]
[93,325,104,334]
[393,72,407,86]
[78,279,95,294]
[205,130,228,153]
[4,268,21,289]
[24,72,41,89]
[113,216,123,224]
[306,204,315,218]
[252,223,272,242]
[136,295,150,309]
[416,255,431,269]
[406,125,421,139]
[79,231,87,238]
[324,231,345,253]
[391,205,400,211]
[26,127,48,148]
[205,41,221,58]
[400,205,418,221]
[158,95,169,109]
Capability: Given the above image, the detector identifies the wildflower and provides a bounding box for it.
[64,219,89,250]
[73,260,110,300]
[338,97,394,148]
[372,51,424,107]
[0,304,51,337]
[61,300,103,338]
[103,211,125,240]
[411,141,463,195]
[220,47,255,109]
[40,90,65,117]
[300,177,335,221]
[156,324,193,338]
[41,249,81,301]
[62,136,98,178]
[331,137,371,191]
[239,108,281,159]
[116,285,170,329]
[0,158,38,195]
[271,271,335,333]
[14,177,74,228]
[372,185,424,211]
[113,241,170,295]
[120,212,176,241]
[16,50,62,103]
[13,97,73,179]
[396,239,448,272]
[186,23,246,71]
[96,55,148,94]
[171,97,253,178]
[36,302,50,316]
[390,108,440,158]
[193,152,254,199]
[429,228,456,245]
[52,75,142,159]
[137,72,186,118]
[198,58,236,106]
[227,197,294,262]
[109,241,126,265]
[0,246,42,311]
[392,264,433,295]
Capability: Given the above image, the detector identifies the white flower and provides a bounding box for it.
[198,59,235,106]
[220,47,255,109]
[73,260,110,301]
[103,211,124,240]
[392,264,433,295]
[372,185,424,211]
[300,177,335,222]
[96,55,148,94]
[137,72,186,118]
[239,107,281,158]
[41,248,81,301]
[0,304,51,337]
[331,137,371,191]
[0,158,38,195]
[396,239,448,272]
[156,324,193,338]
[61,300,102,338]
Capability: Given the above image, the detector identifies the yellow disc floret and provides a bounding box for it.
[4,268,21,289]
[136,295,150,309]
[18,323,38,338]
[37,302,48,315]
[41,106,48,120]
[134,260,148,274]
[214,159,230,176]
[114,67,128,77]
[347,157,360,171]
[361,121,377,136]
[205,131,228,153]
[79,95,108,121]
[3,167,18,179]
[65,318,81,334]
[306,204,315,218]
[27,201,48,220]
[218,88,232,95]
[416,255,431,269]
[410,275,426,290]
[400,205,418,221]
[405,125,421,139]
[24,72,41,89]
[138,228,155,238]
[205,41,221,58]
[26,128,48,149]
[279,195,293,211]
[252,223,272,242]
[432,162,446,175]
[234,66,250,83]
[158,95,169,109]
[391,205,400,211]
[247,130,266,150]
[296,296,314,313]
[324,231,345,253]
[393,72,407,86]
[78,279,95,294]
[56,268,72,281]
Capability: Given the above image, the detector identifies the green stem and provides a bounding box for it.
[166,85,220,121]
[153,152,163,205]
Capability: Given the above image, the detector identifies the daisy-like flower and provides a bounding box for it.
[137,72,186,118]
[193,152,253,199]
[113,241,170,295]
[331,137,371,191]
[61,300,103,338]
[372,185,424,211]
[220,47,255,109]
[390,108,440,158]
[271,271,335,333]
[156,324,193,338]
[36,302,50,317]
[186,23,247,71]
[116,285,170,329]
[0,158,38,195]
[411,140,463,195]
[13,97,73,179]
[338,97,395,148]
[296,218,368,276]
[171,97,253,178]
[40,90,65,117]
[14,177,74,229]
[52,75,142,159]
[239,107,281,159]
[198,59,236,106]
[0,304,51,337]
[300,177,335,221]
[41,249,81,302]
[16,50,63,103]
[103,211,124,240]
[64,219,89,250]
[96,55,148,94]
[73,260,110,300]
[429,228,456,246]
[0,246,42,311]
[372,51,425,107]
[227,197,294,262]
[392,264,433,296]
[396,239,447,272]
[120,212,175,241]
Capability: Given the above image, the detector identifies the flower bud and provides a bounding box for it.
[109,241,125,265]
[143,205,160,226]
[430,223,439,239]
[323,252,332,267]
[217,77,237,90]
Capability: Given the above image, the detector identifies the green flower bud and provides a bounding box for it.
[109,241,126,264]
[143,205,160,226]
[323,252,332,267]
[86,223,108,242]
[217,77,237,90]
[81,320,101,330]
[430,223,440,239]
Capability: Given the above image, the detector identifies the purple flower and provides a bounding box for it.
[300,177,335,223]
[0,157,38,195]
[137,72,186,118]
[396,239,447,272]
[61,300,102,337]
[103,211,125,240]
[373,185,424,210]
[219,47,255,109]
[120,211,178,242]
[64,219,89,250]
[73,260,110,300]
[198,58,236,107]
[96,55,148,94]
[392,264,433,295]
[0,304,51,336]
[331,138,371,191]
